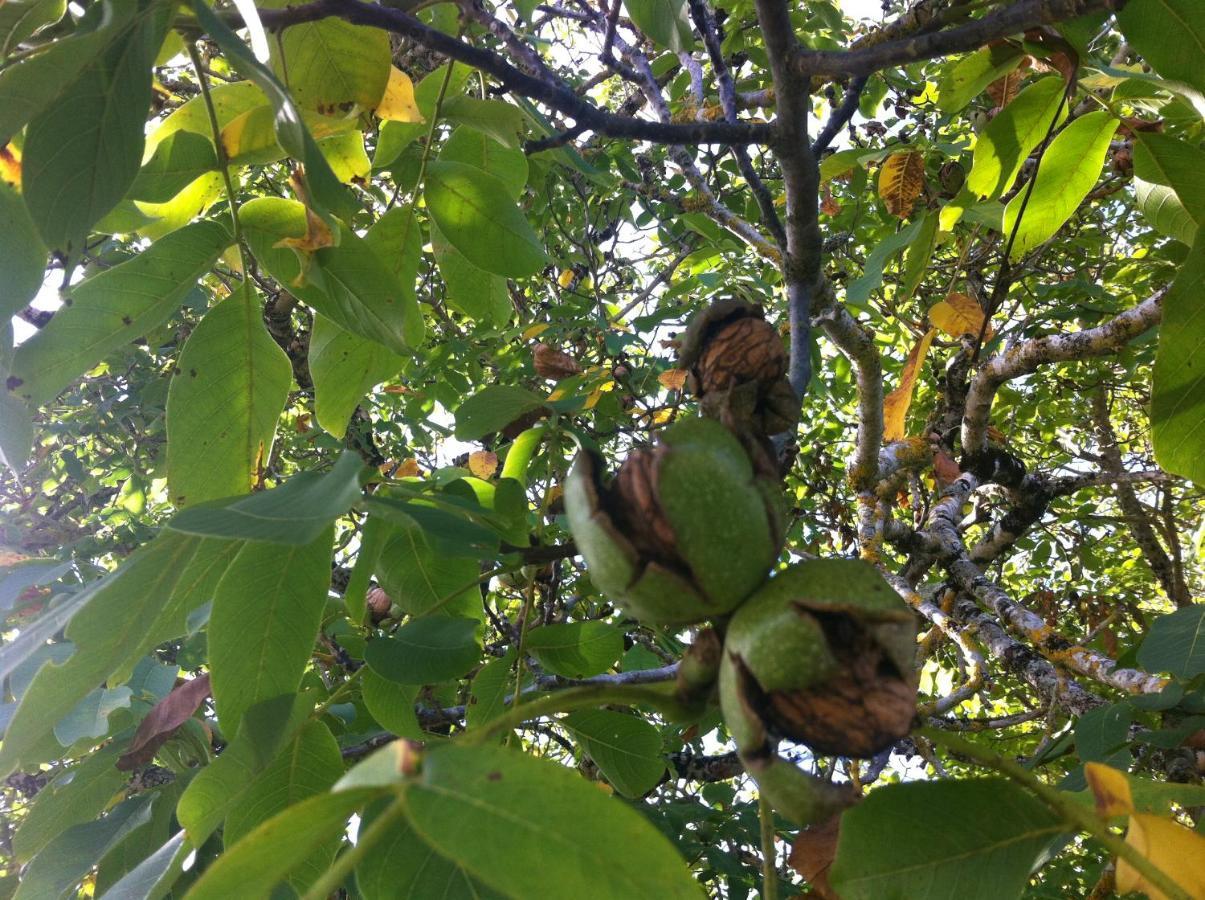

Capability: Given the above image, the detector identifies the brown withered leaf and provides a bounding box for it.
[468,450,499,480]
[533,343,582,380]
[789,813,844,898]
[933,448,962,486]
[820,184,841,216]
[985,424,1007,443]
[883,328,936,441]
[117,673,211,771]
[395,458,421,478]
[878,151,925,218]
[986,57,1031,108]
[929,292,992,339]
[658,369,688,392]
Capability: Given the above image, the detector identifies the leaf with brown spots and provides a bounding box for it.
[117,674,211,771]
[878,151,925,218]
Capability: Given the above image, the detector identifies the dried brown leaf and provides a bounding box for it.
[116,673,211,771]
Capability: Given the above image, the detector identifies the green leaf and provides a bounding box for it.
[526,622,624,678]
[362,204,425,346]
[424,160,547,277]
[361,670,422,739]
[129,130,218,204]
[0,0,65,56]
[224,721,345,890]
[208,529,334,731]
[1118,0,1205,96]
[98,830,189,900]
[1002,110,1117,258]
[356,802,504,900]
[13,741,127,862]
[272,16,391,112]
[0,560,71,612]
[183,789,374,900]
[241,197,422,355]
[7,218,231,406]
[0,391,33,475]
[845,218,923,305]
[53,684,132,746]
[0,181,47,319]
[401,743,703,899]
[145,80,266,157]
[344,513,387,627]
[829,778,1064,900]
[310,315,404,438]
[466,652,514,732]
[967,76,1066,200]
[432,223,513,324]
[899,210,939,301]
[623,0,692,52]
[453,385,545,441]
[440,127,529,199]
[373,63,473,169]
[1133,132,1205,245]
[563,709,665,798]
[165,284,292,508]
[937,45,1024,113]
[364,617,480,685]
[1075,702,1133,768]
[177,693,309,844]
[167,451,365,544]
[1138,605,1205,678]
[1151,235,1205,485]
[374,517,483,617]
[22,0,170,252]
[0,535,240,774]
[188,0,355,222]
[14,796,153,900]
[441,96,527,150]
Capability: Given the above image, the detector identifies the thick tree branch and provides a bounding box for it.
[961,290,1164,455]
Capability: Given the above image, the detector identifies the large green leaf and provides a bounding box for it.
[432,223,513,324]
[223,721,344,890]
[1132,132,1205,245]
[1151,235,1205,485]
[188,0,355,222]
[829,779,1064,900]
[563,709,665,798]
[361,670,422,739]
[374,518,481,618]
[14,796,153,900]
[356,803,504,900]
[453,384,545,441]
[183,789,374,900]
[22,0,170,252]
[967,76,1066,200]
[0,181,47,319]
[167,450,365,544]
[937,45,1024,113]
[401,743,703,899]
[623,0,691,52]
[207,529,334,730]
[0,0,65,56]
[0,535,240,773]
[439,127,529,199]
[1138,605,1205,678]
[241,197,422,354]
[97,830,188,900]
[309,316,404,438]
[526,622,624,678]
[466,652,515,732]
[1002,111,1117,257]
[165,284,292,508]
[272,16,391,112]
[7,218,231,406]
[424,160,547,277]
[364,616,481,685]
[1118,0,1205,96]
[129,130,218,204]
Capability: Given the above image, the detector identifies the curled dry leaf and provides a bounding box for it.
[469,450,499,479]
[882,328,937,442]
[933,448,962,486]
[789,813,845,899]
[929,292,992,339]
[116,673,211,771]
[533,343,582,380]
[878,150,925,218]
[658,369,688,392]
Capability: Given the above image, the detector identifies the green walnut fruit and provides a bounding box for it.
[720,558,918,759]
[565,417,784,624]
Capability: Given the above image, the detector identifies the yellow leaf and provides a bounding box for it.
[0,143,21,186]
[374,66,424,123]
[883,328,937,441]
[522,323,551,340]
[584,386,604,410]
[395,458,421,478]
[652,408,673,424]
[468,450,499,480]
[558,268,575,288]
[658,369,688,392]
[929,292,992,339]
[878,150,926,218]
[1085,762,1133,817]
[546,388,566,402]
[1118,813,1205,900]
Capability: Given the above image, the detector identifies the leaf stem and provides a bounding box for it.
[300,793,407,900]
[759,791,779,900]
[917,726,1193,900]
[186,41,248,272]
[411,58,456,197]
